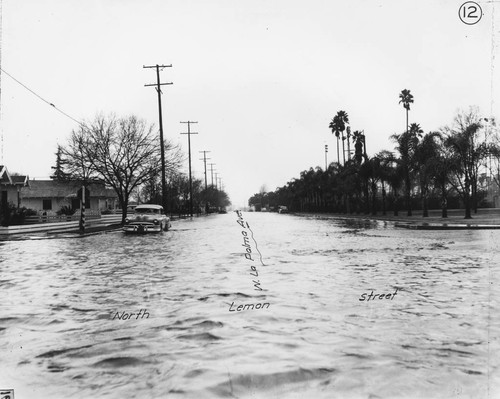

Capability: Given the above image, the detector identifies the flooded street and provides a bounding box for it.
[1,212,499,398]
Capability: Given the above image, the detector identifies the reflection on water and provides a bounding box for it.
[0,213,499,398]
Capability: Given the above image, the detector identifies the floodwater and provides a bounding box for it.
[0,212,499,399]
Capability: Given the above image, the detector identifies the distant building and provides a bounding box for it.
[0,165,30,209]
[20,180,118,214]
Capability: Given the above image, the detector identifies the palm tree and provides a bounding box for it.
[336,110,350,165]
[387,162,404,216]
[391,124,420,216]
[376,150,396,215]
[399,89,414,135]
[414,131,441,217]
[352,130,365,163]
[409,123,423,137]
[365,156,382,215]
[429,146,453,218]
[329,118,341,165]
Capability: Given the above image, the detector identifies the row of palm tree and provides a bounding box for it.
[249,91,499,219]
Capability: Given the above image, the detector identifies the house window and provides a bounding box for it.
[42,199,52,210]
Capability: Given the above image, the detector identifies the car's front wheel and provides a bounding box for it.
[163,221,169,231]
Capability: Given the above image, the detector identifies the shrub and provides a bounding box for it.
[56,205,75,216]
[1,203,38,226]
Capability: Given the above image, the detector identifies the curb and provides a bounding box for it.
[0,224,123,241]
[394,223,500,230]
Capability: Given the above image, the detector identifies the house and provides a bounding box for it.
[0,165,30,209]
[20,180,118,215]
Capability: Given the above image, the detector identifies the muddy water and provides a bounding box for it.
[0,212,498,398]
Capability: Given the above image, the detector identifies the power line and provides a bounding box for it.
[180,121,198,217]
[208,163,216,188]
[0,67,85,127]
[199,150,210,191]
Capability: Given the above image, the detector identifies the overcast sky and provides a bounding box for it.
[0,0,498,208]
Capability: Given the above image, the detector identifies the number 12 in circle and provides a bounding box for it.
[459,1,483,25]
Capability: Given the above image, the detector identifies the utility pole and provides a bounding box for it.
[180,121,198,217]
[144,64,172,213]
[79,185,85,235]
[213,172,220,210]
[209,163,216,187]
[325,144,328,170]
[199,150,211,191]
[346,126,351,161]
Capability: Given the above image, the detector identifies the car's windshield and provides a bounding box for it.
[136,208,160,214]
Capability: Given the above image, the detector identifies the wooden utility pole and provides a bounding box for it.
[79,185,85,234]
[180,121,198,217]
[209,163,216,187]
[144,64,172,213]
[346,126,351,161]
[199,150,210,191]
[325,144,328,170]
[78,185,88,235]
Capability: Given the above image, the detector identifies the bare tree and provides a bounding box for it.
[442,107,488,219]
[61,114,182,223]
[139,146,184,206]
[59,128,97,184]
[485,118,499,203]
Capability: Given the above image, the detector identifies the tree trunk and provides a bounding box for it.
[336,137,340,165]
[406,108,409,135]
[393,192,399,216]
[464,178,472,219]
[121,195,128,225]
[381,182,386,215]
[364,184,370,214]
[405,174,412,216]
[371,182,377,215]
[472,178,478,214]
[441,188,448,218]
[465,196,472,219]
[347,132,351,161]
[405,107,412,217]
[422,185,428,217]
[341,135,346,165]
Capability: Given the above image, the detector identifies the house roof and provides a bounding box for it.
[21,180,117,199]
[0,165,11,184]
[0,165,29,187]
[11,175,30,186]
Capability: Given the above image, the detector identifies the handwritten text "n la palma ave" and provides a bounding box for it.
[235,210,264,292]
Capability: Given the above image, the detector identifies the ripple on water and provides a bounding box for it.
[93,356,149,368]
[207,367,337,397]
[0,214,498,398]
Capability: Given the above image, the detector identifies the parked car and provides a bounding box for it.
[278,205,289,214]
[126,204,138,214]
[123,204,171,233]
